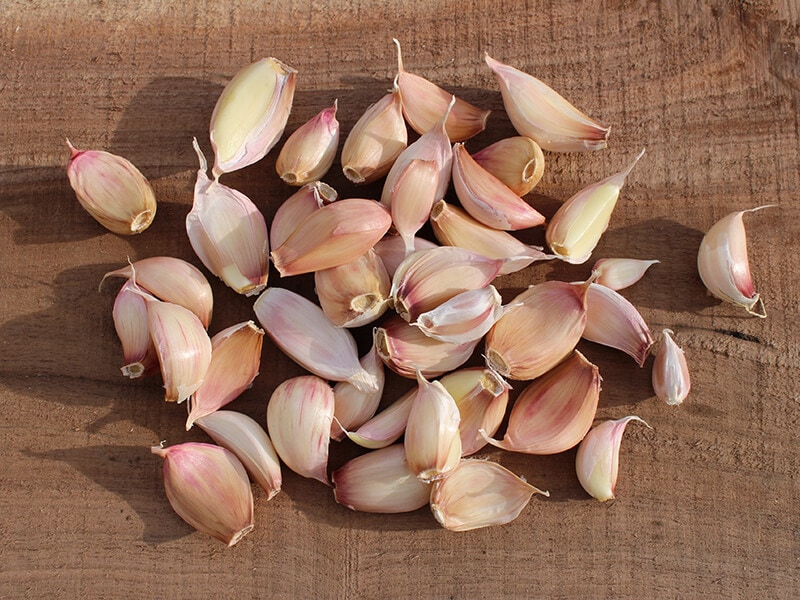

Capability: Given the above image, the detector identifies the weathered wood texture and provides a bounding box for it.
[1,0,799,598]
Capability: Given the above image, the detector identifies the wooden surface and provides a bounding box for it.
[2,1,799,598]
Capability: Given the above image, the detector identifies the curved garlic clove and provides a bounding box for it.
[66,140,156,235]
[575,416,651,502]
[372,234,439,278]
[388,158,440,254]
[253,287,378,392]
[276,100,340,186]
[266,375,334,485]
[113,280,158,378]
[697,206,773,318]
[195,410,282,500]
[546,149,645,264]
[343,387,415,449]
[331,345,386,441]
[393,39,490,142]
[269,181,338,251]
[484,53,609,152]
[151,442,254,546]
[451,143,545,231]
[592,257,659,291]
[186,321,264,429]
[413,285,506,344]
[471,136,545,196]
[430,459,548,532]
[332,444,431,513]
[210,57,296,178]
[652,329,691,406]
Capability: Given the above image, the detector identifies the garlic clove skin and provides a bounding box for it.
[413,285,507,344]
[210,57,296,178]
[652,329,691,406]
[269,181,338,251]
[484,54,609,152]
[471,136,545,196]
[373,235,439,278]
[113,280,158,378]
[195,410,282,500]
[343,387,415,449]
[592,257,659,291]
[151,442,254,546]
[276,100,340,186]
[388,158,440,254]
[331,345,386,440]
[430,459,549,532]
[65,139,156,235]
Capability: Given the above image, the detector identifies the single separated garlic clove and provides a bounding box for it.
[471,136,545,196]
[210,57,296,178]
[113,280,158,378]
[592,257,660,291]
[575,416,651,502]
[372,234,439,278]
[151,442,254,546]
[697,205,774,318]
[652,329,691,406]
[276,100,340,186]
[188,140,270,296]
[343,387,416,449]
[484,54,609,152]
[65,139,156,235]
[413,285,507,344]
[430,459,549,532]
[331,345,386,440]
[546,149,645,264]
[269,181,338,251]
[388,158,440,254]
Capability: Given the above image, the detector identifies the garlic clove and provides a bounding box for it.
[575,416,651,502]
[332,444,431,513]
[430,459,549,531]
[413,285,507,344]
[269,181,338,251]
[266,375,334,485]
[373,234,439,278]
[343,387,416,449]
[331,345,386,440]
[546,149,645,264]
[151,442,254,546]
[253,287,378,392]
[186,321,264,429]
[652,329,691,406]
[65,139,156,235]
[471,136,545,196]
[195,410,282,500]
[113,280,158,378]
[592,257,659,291]
[276,100,340,186]
[484,53,609,152]
[210,57,296,178]
[388,158,440,255]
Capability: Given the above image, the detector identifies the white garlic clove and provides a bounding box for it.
[652,329,691,406]
[343,387,416,449]
[269,181,338,251]
[331,345,386,440]
[113,280,158,378]
[471,136,545,196]
[372,234,439,278]
[276,100,340,186]
[388,157,440,255]
[413,285,507,344]
[592,257,659,291]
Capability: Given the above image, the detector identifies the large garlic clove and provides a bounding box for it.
[343,387,415,449]
[430,459,548,531]
[413,285,506,344]
[276,100,340,186]
[388,158,440,254]
[266,375,334,485]
[151,442,254,546]
[210,57,296,177]
[372,235,439,278]
[65,140,156,234]
[652,329,691,406]
[113,280,158,378]
[592,257,659,291]
[484,54,609,152]
[575,416,650,502]
[471,136,545,196]
[546,149,645,265]
[269,181,338,251]
[331,345,386,440]
[195,410,282,500]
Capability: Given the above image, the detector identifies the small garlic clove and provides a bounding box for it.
[151,442,254,546]
[697,206,773,318]
[210,57,296,178]
[451,142,546,231]
[331,345,386,440]
[483,350,600,454]
[471,136,545,196]
[484,53,609,152]
[583,283,654,367]
[276,100,340,186]
[373,234,439,278]
[266,375,334,485]
[195,410,282,500]
[592,257,660,291]
[393,39,490,142]
[253,287,378,392]
[430,459,549,532]
[575,416,651,502]
[388,158,440,254]
[413,285,506,344]
[188,140,270,296]
[652,329,691,406]
[546,149,645,265]
[65,139,156,235]
[332,444,431,513]
[343,387,416,449]
[186,321,264,429]
[113,280,158,378]
[269,181,338,250]
[270,198,392,277]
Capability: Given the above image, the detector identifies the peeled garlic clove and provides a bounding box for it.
[210,57,296,177]
[270,181,338,250]
[341,87,408,184]
[151,442,254,546]
[393,39,490,142]
[331,345,386,440]
[254,287,378,392]
[430,459,548,532]
[373,234,439,278]
[413,285,506,344]
[267,375,334,485]
[451,143,545,231]
[430,200,550,275]
[195,410,282,500]
[332,444,430,513]
[113,280,158,378]
[188,140,270,296]
[583,283,654,367]
[276,100,340,186]
[471,136,545,196]
[344,387,415,449]
[697,206,773,318]
[546,149,645,264]
[592,257,659,291]
[271,198,392,277]
[186,321,264,429]
[388,158,440,254]
[652,329,691,406]
[484,54,609,152]
[65,139,156,235]
[576,416,650,502]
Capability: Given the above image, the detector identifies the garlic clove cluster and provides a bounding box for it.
[276,100,340,186]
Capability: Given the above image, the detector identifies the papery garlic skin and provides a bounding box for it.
[471,136,545,196]
[269,182,338,251]
[344,387,416,449]
[113,280,158,378]
[331,346,386,440]
[413,285,506,344]
[593,258,659,291]
[276,100,340,186]
[373,235,439,278]
[66,140,156,235]
[652,329,690,406]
